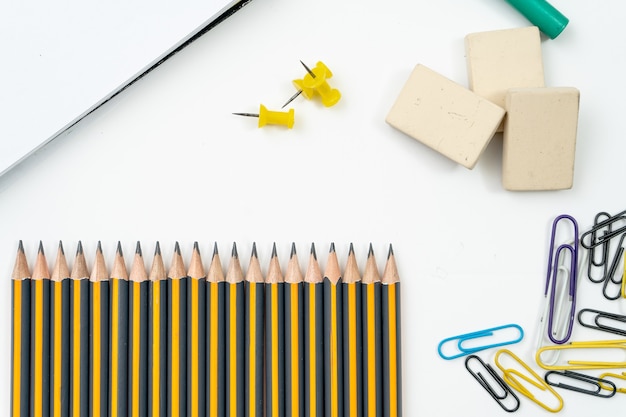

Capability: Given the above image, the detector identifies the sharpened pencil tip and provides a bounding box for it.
[272,242,277,257]
[368,243,374,257]
[194,241,199,252]
[155,241,161,256]
[116,241,123,256]
[17,240,24,253]
[290,242,296,257]
[174,241,181,255]
[349,242,354,255]
[38,240,44,254]
[135,241,142,256]
[97,241,102,253]
[310,242,317,260]
[388,243,394,258]
[232,242,238,258]
[58,240,64,255]
[251,242,258,258]
[329,242,335,253]
[76,241,83,255]
[212,242,219,257]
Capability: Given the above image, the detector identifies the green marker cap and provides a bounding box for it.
[505,0,569,39]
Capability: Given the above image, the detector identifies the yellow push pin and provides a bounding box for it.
[282,60,341,108]
[233,104,295,128]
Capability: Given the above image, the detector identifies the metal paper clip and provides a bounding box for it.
[437,324,524,360]
[544,370,616,398]
[577,308,626,337]
[543,215,578,344]
[465,355,520,412]
[598,371,626,394]
[494,349,563,413]
[536,339,626,370]
[580,209,626,249]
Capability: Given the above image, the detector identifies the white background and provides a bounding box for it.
[1,0,626,415]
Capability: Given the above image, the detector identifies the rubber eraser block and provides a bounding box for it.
[385,64,505,169]
[503,87,580,191]
[465,26,544,132]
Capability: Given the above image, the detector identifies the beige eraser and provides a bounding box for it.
[385,64,505,169]
[503,87,580,191]
[465,26,545,131]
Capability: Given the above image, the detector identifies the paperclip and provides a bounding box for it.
[602,232,626,300]
[585,212,612,283]
[464,355,520,412]
[580,209,626,249]
[543,215,578,344]
[598,371,626,394]
[494,349,563,413]
[536,339,626,370]
[577,308,626,337]
[544,370,616,398]
[437,324,524,360]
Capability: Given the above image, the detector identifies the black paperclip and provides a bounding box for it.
[602,232,626,300]
[577,308,626,337]
[580,209,626,250]
[585,212,612,284]
[544,370,617,398]
[465,355,520,413]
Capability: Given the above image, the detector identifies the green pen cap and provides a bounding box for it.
[505,0,569,39]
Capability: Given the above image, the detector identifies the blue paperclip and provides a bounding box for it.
[544,214,578,344]
[437,324,524,360]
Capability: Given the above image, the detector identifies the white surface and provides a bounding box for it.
[0,0,239,176]
[1,0,626,415]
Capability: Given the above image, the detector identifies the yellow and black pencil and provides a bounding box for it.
[187,242,207,417]
[167,242,188,417]
[89,242,110,417]
[109,242,129,417]
[343,244,362,417]
[284,243,304,417]
[361,244,382,417]
[70,242,90,417]
[31,241,51,417]
[303,243,323,417]
[381,245,401,417]
[128,242,149,417]
[266,243,285,417]
[226,243,245,417]
[206,243,225,417]
[244,243,264,417]
[12,241,31,417]
[50,242,70,417]
[323,242,343,417]
[148,242,167,417]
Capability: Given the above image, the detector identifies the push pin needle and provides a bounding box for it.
[233,104,295,128]
[282,60,316,108]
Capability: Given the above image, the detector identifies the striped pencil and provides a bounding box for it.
[323,243,343,417]
[128,242,149,417]
[303,243,323,417]
[90,242,110,417]
[50,242,70,417]
[343,244,363,417]
[12,241,31,417]
[148,242,167,417]
[168,242,188,417]
[206,243,226,417]
[70,242,90,417]
[31,241,51,417]
[244,243,264,417]
[187,242,207,417]
[225,243,245,417]
[284,243,304,417]
[266,243,285,417]
[109,242,129,417]
[361,244,382,417]
[381,245,401,417]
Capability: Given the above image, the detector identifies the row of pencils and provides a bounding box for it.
[11,240,402,417]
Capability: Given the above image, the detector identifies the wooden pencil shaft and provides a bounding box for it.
[109,278,129,417]
[148,280,168,417]
[362,283,383,417]
[265,282,285,417]
[303,282,324,417]
[323,278,343,417]
[12,278,31,417]
[50,279,70,417]
[206,281,226,417]
[284,282,304,417]
[31,278,51,417]
[244,281,264,417]
[187,277,207,417]
[90,281,110,417]
[343,282,363,417]
[382,283,402,417]
[226,281,245,417]
[70,279,90,417]
[129,280,149,417]
[167,276,188,417]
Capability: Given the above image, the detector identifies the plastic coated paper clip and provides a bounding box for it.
[598,371,626,394]
[536,339,626,370]
[495,349,563,413]
[544,370,616,398]
[464,355,520,412]
[577,308,626,337]
[437,324,524,360]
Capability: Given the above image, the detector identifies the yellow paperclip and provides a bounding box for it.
[536,339,626,370]
[494,349,563,413]
[598,371,626,394]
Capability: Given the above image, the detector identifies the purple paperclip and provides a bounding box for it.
[545,214,578,344]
